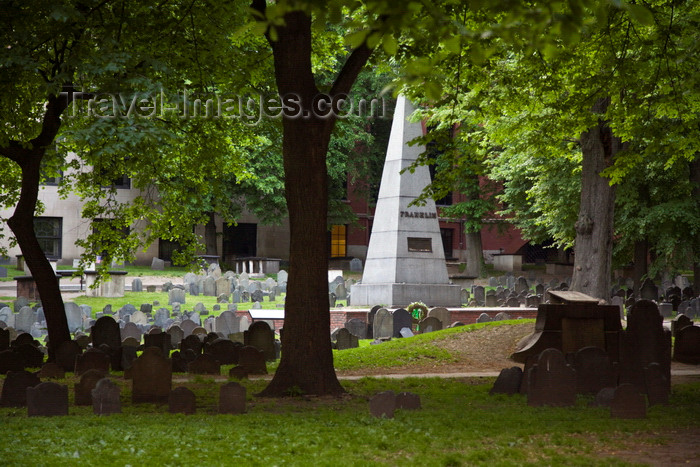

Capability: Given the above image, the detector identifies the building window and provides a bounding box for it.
[40,171,63,186]
[330,225,347,258]
[440,228,454,259]
[111,174,131,189]
[34,217,62,259]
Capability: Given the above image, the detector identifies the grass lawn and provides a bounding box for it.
[1,320,699,465]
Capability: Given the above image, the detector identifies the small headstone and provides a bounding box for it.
[373,308,393,340]
[349,258,363,272]
[169,288,186,305]
[476,313,491,323]
[151,257,165,270]
[244,321,276,361]
[527,348,577,407]
[37,362,65,379]
[219,382,246,414]
[673,325,700,364]
[335,328,359,350]
[369,390,396,418]
[490,367,523,395]
[0,370,40,407]
[91,378,121,415]
[55,340,82,372]
[74,368,108,406]
[344,318,368,339]
[418,316,442,333]
[395,392,421,410]
[131,278,143,292]
[392,309,412,338]
[610,384,646,419]
[169,386,196,414]
[572,346,617,395]
[237,345,267,375]
[75,348,110,376]
[27,382,68,417]
[131,347,172,403]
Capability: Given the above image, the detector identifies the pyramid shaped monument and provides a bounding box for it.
[351,95,461,307]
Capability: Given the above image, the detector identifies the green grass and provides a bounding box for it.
[1,373,698,465]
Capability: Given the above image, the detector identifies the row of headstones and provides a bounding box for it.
[0,318,279,376]
[490,300,675,418]
[470,286,544,308]
[486,275,572,293]
[1,371,248,416]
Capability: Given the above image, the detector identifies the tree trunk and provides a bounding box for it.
[691,155,700,293]
[204,212,218,256]
[256,9,372,396]
[3,92,73,360]
[632,238,648,297]
[571,98,621,303]
[463,230,483,277]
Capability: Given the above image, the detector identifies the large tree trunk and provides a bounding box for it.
[2,92,73,360]
[204,212,218,256]
[256,8,371,396]
[691,155,700,293]
[571,98,622,303]
[463,230,483,277]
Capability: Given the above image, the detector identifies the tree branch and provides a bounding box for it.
[330,43,374,97]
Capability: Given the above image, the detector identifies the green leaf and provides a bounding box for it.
[382,34,398,55]
[626,4,655,26]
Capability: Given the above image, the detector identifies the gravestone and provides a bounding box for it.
[427,307,451,328]
[55,340,82,372]
[251,289,264,303]
[206,339,240,365]
[168,287,186,305]
[277,270,288,284]
[373,308,393,340]
[0,370,40,407]
[639,279,659,301]
[202,276,216,296]
[369,390,396,418]
[610,384,646,419]
[131,347,172,403]
[121,322,142,343]
[572,346,617,395]
[151,257,165,270]
[473,286,485,306]
[144,332,171,356]
[490,367,523,395]
[15,306,36,333]
[37,362,65,379]
[27,382,68,417]
[91,316,121,350]
[619,300,671,398]
[527,348,577,407]
[673,325,700,364]
[181,334,203,354]
[75,348,110,376]
[657,302,673,318]
[74,369,107,406]
[349,258,363,272]
[92,378,121,415]
[131,278,143,292]
[244,321,276,361]
[476,313,491,323]
[64,302,83,332]
[396,392,421,410]
[129,310,148,325]
[15,343,43,368]
[236,346,267,375]
[169,386,196,415]
[216,277,230,296]
[671,314,693,338]
[344,318,368,339]
[188,353,221,375]
[335,328,359,350]
[644,362,669,406]
[485,291,498,307]
[219,382,246,414]
[392,308,412,338]
[494,312,512,321]
[418,316,442,333]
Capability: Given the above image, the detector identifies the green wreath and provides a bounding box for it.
[407,301,428,325]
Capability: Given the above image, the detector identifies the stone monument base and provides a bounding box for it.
[351,283,462,308]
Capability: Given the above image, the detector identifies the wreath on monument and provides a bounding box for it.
[407,301,428,330]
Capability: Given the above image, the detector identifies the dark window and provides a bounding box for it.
[111,174,131,189]
[223,223,257,257]
[440,228,454,259]
[159,238,181,262]
[34,217,62,259]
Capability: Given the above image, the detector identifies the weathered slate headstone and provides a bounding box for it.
[572,346,617,395]
[131,347,172,403]
[244,321,276,361]
[14,343,43,368]
[144,332,171,356]
[395,392,421,410]
[344,318,367,339]
[369,390,396,418]
[0,370,40,407]
[619,300,671,396]
[476,313,491,323]
[527,348,577,407]
[473,286,485,306]
[131,278,143,292]
[74,368,107,406]
[236,346,267,375]
[219,382,246,414]
[91,315,121,351]
[27,382,68,417]
[418,316,442,333]
[490,367,523,395]
[335,328,359,350]
[168,287,186,305]
[75,348,110,376]
[427,307,451,328]
[610,383,646,419]
[392,308,412,338]
[169,386,196,414]
[373,308,393,340]
[92,378,121,415]
[64,302,83,333]
[205,339,240,365]
[673,325,700,364]
[55,340,82,372]
[187,353,221,375]
[37,362,65,379]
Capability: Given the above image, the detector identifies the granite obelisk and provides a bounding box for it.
[351,95,461,307]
